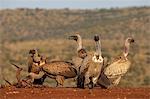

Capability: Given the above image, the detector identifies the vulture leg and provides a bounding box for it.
[56,76,65,87]
[88,77,94,89]
[77,74,85,88]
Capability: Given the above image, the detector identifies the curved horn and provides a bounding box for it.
[123,37,134,57]
[94,35,102,56]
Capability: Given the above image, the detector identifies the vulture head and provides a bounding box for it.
[29,49,41,63]
[123,37,135,58]
[92,35,103,63]
[69,33,87,59]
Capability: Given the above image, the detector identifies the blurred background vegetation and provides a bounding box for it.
[0,7,150,87]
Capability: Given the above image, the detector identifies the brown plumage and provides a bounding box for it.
[42,61,77,78]
[68,33,87,73]
[77,35,104,89]
[28,49,41,73]
[28,34,86,87]
[98,37,134,88]
[28,49,47,85]
[29,61,77,87]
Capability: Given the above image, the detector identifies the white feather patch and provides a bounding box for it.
[92,55,103,63]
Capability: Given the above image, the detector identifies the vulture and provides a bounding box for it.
[68,33,87,72]
[28,60,77,87]
[68,33,89,88]
[28,45,79,87]
[77,35,104,89]
[98,37,134,88]
[28,49,47,85]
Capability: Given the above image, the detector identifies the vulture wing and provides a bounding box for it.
[42,61,77,78]
[104,59,131,78]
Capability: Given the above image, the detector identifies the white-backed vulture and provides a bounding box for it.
[77,35,104,89]
[28,60,77,87]
[68,34,87,72]
[98,37,134,88]
[68,33,89,88]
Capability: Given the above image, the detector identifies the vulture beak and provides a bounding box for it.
[130,39,134,43]
[94,34,102,56]
[68,35,78,41]
[69,34,83,51]
[94,35,99,42]
[29,49,36,55]
[127,37,135,43]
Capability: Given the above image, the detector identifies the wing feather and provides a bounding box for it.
[42,61,76,78]
[79,56,91,74]
[104,60,131,78]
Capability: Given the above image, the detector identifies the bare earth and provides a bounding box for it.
[0,86,150,99]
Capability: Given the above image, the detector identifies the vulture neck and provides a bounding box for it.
[92,39,103,63]
[77,36,82,51]
[95,40,102,56]
[123,39,130,58]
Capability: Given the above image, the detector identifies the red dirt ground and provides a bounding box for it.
[0,86,150,99]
